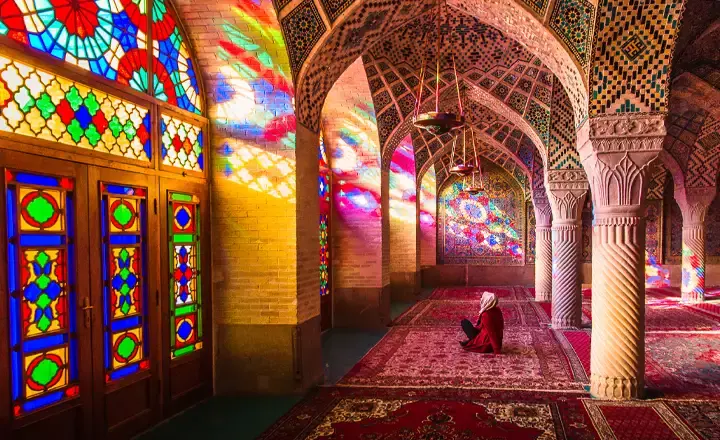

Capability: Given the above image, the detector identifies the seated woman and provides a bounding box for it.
[460,291,504,353]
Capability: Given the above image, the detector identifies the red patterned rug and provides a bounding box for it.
[646,332,720,398]
[666,400,720,439]
[338,326,586,391]
[392,300,544,328]
[583,400,701,440]
[429,286,531,301]
[558,330,592,379]
[258,387,600,440]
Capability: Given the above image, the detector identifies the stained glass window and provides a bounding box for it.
[439,175,524,265]
[0,0,149,92]
[151,0,201,114]
[5,170,79,416]
[101,184,149,382]
[161,113,203,171]
[168,192,202,358]
[0,55,152,160]
[319,136,330,297]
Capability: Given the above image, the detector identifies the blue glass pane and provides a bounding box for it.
[108,363,140,381]
[111,315,141,332]
[19,234,64,246]
[109,235,141,245]
[22,391,64,413]
[23,334,66,352]
[13,173,59,187]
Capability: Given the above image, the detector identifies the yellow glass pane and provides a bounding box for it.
[18,188,65,232]
[24,347,69,399]
[111,328,143,369]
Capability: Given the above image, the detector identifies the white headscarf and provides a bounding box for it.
[479,291,498,315]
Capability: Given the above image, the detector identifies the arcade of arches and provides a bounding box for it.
[1,0,720,438]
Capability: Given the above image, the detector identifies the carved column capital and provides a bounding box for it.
[674,186,717,227]
[578,115,666,220]
[545,169,588,225]
[532,190,553,228]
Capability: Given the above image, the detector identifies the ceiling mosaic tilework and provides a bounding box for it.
[686,115,720,188]
[281,0,327,78]
[321,0,357,23]
[646,165,668,201]
[549,0,594,70]
[548,85,581,170]
[589,0,685,115]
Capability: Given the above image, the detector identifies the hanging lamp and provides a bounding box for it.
[463,128,484,195]
[412,0,465,135]
[450,126,475,176]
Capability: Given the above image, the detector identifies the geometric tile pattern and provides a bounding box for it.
[548,85,581,169]
[320,0,356,23]
[281,0,326,77]
[520,0,551,17]
[686,115,720,188]
[664,110,707,176]
[646,164,669,201]
[549,0,595,70]
[589,0,685,115]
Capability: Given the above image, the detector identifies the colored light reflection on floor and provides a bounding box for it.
[645,251,670,288]
[389,137,416,223]
[682,245,705,299]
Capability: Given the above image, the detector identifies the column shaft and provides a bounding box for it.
[551,223,582,327]
[535,226,552,301]
[590,216,645,399]
[681,225,706,302]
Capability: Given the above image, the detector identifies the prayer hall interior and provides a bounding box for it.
[2,0,720,438]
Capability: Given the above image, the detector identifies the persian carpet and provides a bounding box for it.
[337,326,586,390]
[583,400,701,440]
[666,400,720,439]
[258,387,600,440]
[429,286,531,301]
[391,300,544,328]
[557,330,591,380]
[645,332,720,398]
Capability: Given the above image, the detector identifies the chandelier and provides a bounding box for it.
[412,0,465,135]
[462,128,484,195]
[449,126,474,176]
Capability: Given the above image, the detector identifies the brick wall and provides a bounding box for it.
[322,58,385,289]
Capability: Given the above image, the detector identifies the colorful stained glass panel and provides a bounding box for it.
[169,192,202,359]
[161,114,203,171]
[0,0,149,92]
[6,170,79,416]
[101,183,149,382]
[151,0,201,114]
[319,135,330,297]
[0,56,151,160]
[22,249,67,337]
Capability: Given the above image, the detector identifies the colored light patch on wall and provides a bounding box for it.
[0,0,149,92]
[420,167,437,228]
[439,170,524,265]
[319,134,331,297]
[151,0,201,114]
[161,114,204,171]
[220,142,296,202]
[6,170,79,416]
[389,137,416,224]
[214,0,294,148]
[682,245,705,300]
[0,56,151,160]
[101,184,148,382]
[169,193,202,359]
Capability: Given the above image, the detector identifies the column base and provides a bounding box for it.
[681,291,704,303]
[590,373,643,399]
[535,291,551,302]
[551,316,581,329]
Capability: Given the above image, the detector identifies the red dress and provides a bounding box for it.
[463,307,504,353]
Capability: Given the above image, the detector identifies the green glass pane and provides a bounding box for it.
[173,345,195,357]
[171,193,193,202]
[26,195,55,224]
[175,303,197,316]
[173,233,193,243]
[113,203,133,227]
[30,357,60,386]
[117,335,137,360]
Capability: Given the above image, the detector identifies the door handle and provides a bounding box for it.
[80,297,93,328]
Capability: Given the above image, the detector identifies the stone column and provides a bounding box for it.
[532,191,553,302]
[546,170,588,328]
[675,186,716,303]
[580,114,665,399]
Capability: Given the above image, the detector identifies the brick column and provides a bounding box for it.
[546,170,587,328]
[532,191,553,302]
[675,186,716,303]
[580,114,665,399]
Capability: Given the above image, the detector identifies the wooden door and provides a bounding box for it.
[0,150,94,440]
[159,177,212,416]
[87,167,161,439]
